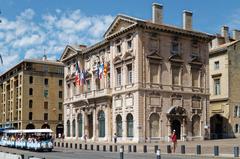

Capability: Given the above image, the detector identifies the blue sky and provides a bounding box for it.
[0,0,240,73]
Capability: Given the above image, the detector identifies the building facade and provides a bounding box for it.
[209,26,240,139]
[0,58,64,136]
[61,3,213,143]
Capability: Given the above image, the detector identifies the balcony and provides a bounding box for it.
[64,88,112,104]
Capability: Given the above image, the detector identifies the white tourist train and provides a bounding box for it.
[0,129,54,152]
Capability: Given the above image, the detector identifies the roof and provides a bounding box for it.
[210,40,239,54]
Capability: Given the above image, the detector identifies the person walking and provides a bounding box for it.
[113,133,117,143]
[171,130,177,153]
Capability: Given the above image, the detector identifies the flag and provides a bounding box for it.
[75,61,81,85]
[80,69,86,85]
[99,63,104,79]
[104,63,109,77]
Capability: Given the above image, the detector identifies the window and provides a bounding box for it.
[127,40,132,49]
[172,67,180,85]
[44,90,48,97]
[29,112,33,120]
[59,91,63,98]
[86,80,91,91]
[214,79,221,95]
[235,124,239,133]
[78,114,83,137]
[117,45,121,53]
[29,76,33,84]
[127,64,133,84]
[192,69,199,87]
[214,61,219,70]
[126,114,134,137]
[72,119,76,137]
[116,115,122,137]
[58,102,63,110]
[44,102,48,109]
[98,111,105,137]
[234,106,238,117]
[171,41,179,54]
[58,114,62,121]
[116,68,121,86]
[29,100,33,109]
[67,120,70,137]
[29,88,33,96]
[44,113,48,120]
[44,78,48,85]
[150,64,159,83]
[59,80,63,86]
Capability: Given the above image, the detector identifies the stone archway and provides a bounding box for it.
[41,124,50,129]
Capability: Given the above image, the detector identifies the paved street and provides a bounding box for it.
[0,146,236,159]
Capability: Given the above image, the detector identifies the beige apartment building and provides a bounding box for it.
[209,26,240,139]
[61,3,213,143]
[0,58,64,136]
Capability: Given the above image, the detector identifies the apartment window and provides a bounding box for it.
[44,113,48,120]
[235,124,239,133]
[214,78,221,95]
[58,102,63,110]
[172,67,180,85]
[192,69,199,87]
[127,64,133,84]
[234,106,238,117]
[117,45,121,53]
[29,76,33,84]
[44,78,48,85]
[44,90,48,97]
[116,67,121,86]
[127,40,132,49]
[44,101,48,109]
[214,61,219,70]
[86,80,91,91]
[59,80,63,86]
[171,41,179,55]
[150,63,159,83]
[29,112,33,120]
[29,100,33,109]
[58,114,63,121]
[29,88,33,96]
[59,91,63,98]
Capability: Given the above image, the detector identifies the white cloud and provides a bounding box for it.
[0,8,114,73]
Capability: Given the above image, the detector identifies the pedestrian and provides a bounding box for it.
[113,133,117,143]
[171,130,177,153]
[84,134,87,143]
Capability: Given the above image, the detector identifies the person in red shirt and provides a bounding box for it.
[171,130,177,153]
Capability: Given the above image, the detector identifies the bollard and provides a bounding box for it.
[214,146,219,156]
[234,146,239,157]
[97,145,99,151]
[143,145,147,153]
[181,145,185,154]
[120,146,124,159]
[103,145,106,151]
[196,145,201,155]
[114,145,118,152]
[128,145,132,152]
[154,145,158,153]
[167,145,171,153]
[133,145,137,152]
[91,145,93,150]
[79,144,82,149]
[75,143,77,149]
[85,144,87,150]
[109,145,112,152]
[156,149,161,159]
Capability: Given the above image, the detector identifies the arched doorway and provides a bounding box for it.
[56,124,63,138]
[149,113,160,138]
[171,120,181,139]
[41,124,50,129]
[98,111,105,137]
[210,114,230,139]
[87,114,93,138]
[126,113,133,137]
[78,113,83,138]
[26,124,35,129]
[192,115,200,137]
[116,115,122,137]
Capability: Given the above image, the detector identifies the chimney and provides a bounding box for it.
[233,29,240,40]
[221,26,229,42]
[183,10,192,30]
[152,3,163,24]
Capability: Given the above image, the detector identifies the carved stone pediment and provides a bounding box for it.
[113,55,122,64]
[123,52,134,61]
[169,54,184,63]
[189,56,203,68]
[147,50,163,60]
[60,45,78,62]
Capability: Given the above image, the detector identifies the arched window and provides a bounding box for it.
[78,114,83,137]
[98,111,105,137]
[116,115,122,137]
[72,119,76,137]
[192,115,200,136]
[67,120,70,137]
[29,88,33,95]
[149,113,160,137]
[235,124,239,133]
[126,113,134,137]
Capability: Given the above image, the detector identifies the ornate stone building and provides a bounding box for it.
[209,26,240,139]
[0,58,64,136]
[61,3,213,143]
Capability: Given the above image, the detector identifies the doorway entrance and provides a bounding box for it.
[171,119,181,139]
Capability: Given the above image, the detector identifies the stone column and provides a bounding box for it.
[76,113,79,140]
[167,119,171,142]
[105,106,110,142]
[182,118,186,141]
[92,108,96,141]
[83,112,88,138]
